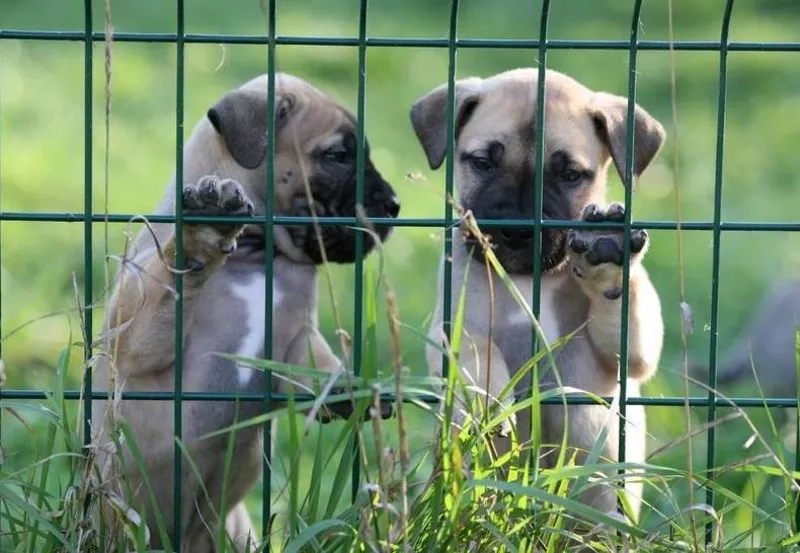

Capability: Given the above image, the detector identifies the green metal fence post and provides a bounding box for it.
[529,0,550,475]
[0,31,4,441]
[82,0,94,456]
[531,0,550,343]
[439,0,460,382]
[617,0,644,508]
[351,0,369,503]
[261,0,278,541]
[172,0,186,548]
[707,0,734,544]
[429,0,461,533]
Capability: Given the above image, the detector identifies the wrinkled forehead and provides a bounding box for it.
[459,77,605,167]
[281,94,360,151]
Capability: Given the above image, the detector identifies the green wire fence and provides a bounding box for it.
[1,0,797,548]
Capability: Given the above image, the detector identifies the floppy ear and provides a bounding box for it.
[589,92,666,186]
[409,78,483,170]
[207,89,296,170]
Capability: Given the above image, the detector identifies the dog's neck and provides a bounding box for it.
[237,231,279,258]
[237,230,322,275]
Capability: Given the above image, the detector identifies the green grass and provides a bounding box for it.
[2,0,800,550]
[2,233,800,551]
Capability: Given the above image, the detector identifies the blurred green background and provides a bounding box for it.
[2,0,800,540]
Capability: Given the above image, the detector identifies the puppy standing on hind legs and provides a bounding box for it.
[91,73,399,552]
[411,67,665,524]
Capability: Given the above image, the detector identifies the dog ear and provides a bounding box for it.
[589,92,666,186]
[207,89,296,170]
[410,78,483,170]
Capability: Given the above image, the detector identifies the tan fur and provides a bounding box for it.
[91,73,396,552]
[412,68,665,523]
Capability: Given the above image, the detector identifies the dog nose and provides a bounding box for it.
[385,195,401,218]
[498,227,534,247]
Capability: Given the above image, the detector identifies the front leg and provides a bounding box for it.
[426,325,515,441]
[109,176,254,375]
[567,203,663,382]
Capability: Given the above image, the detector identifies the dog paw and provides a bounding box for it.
[497,414,514,438]
[317,391,394,424]
[181,176,255,271]
[567,203,648,301]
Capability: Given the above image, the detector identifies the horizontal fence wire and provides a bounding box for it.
[1,388,798,408]
[2,0,800,549]
[2,30,800,51]
[2,212,800,231]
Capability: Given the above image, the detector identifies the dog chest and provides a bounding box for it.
[507,274,562,346]
[228,273,285,386]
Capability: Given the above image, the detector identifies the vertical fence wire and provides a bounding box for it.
[172,0,186,548]
[439,0,460,382]
[429,0,461,535]
[82,0,94,453]
[350,0,369,504]
[262,0,278,541]
[706,0,734,544]
[0,34,3,440]
[530,0,550,474]
[617,0,644,502]
[531,0,549,354]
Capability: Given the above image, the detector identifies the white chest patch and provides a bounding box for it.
[507,275,561,346]
[229,274,284,386]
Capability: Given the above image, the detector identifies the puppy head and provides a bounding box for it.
[410,68,665,275]
[207,73,400,265]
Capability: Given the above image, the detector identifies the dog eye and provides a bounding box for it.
[469,156,495,174]
[561,169,582,183]
[323,147,349,164]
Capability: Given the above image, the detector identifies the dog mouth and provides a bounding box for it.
[465,220,568,275]
[284,187,400,265]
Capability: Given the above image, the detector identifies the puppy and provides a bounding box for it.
[411,68,665,520]
[91,73,400,552]
[693,279,800,400]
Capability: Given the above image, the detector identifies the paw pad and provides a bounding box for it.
[567,203,650,300]
[182,176,255,216]
[179,176,256,269]
[584,236,624,267]
[567,234,589,254]
[569,203,648,267]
